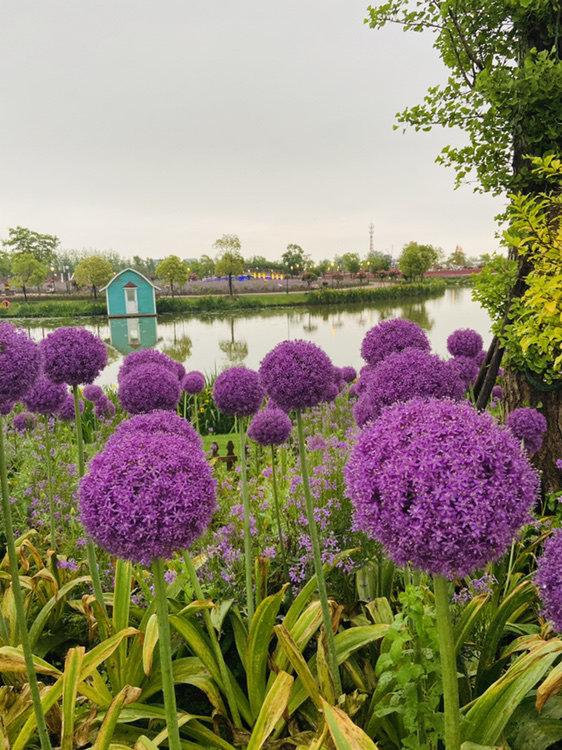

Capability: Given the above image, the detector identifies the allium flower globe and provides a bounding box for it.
[109,410,202,448]
[212,366,264,417]
[58,394,84,421]
[118,364,181,414]
[83,384,104,403]
[0,400,15,416]
[94,396,116,420]
[346,398,539,577]
[23,376,67,415]
[13,412,37,433]
[360,318,430,367]
[446,328,484,358]
[182,371,205,394]
[247,408,292,446]
[506,407,548,455]
[259,340,334,412]
[0,322,41,402]
[536,529,562,632]
[341,366,357,383]
[448,355,480,387]
[353,348,464,427]
[118,349,184,384]
[79,432,216,564]
[41,327,107,385]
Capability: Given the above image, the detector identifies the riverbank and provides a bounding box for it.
[0,279,446,319]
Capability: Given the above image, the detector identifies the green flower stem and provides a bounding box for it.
[43,417,56,551]
[152,558,182,750]
[237,416,254,621]
[433,574,461,750]
[0,416,53,750]
[73,385,107,618]
[296,411,343,697]
[270,446,289,585]
[193,394,200,434]
[182,552,242,728]
[410,569,427,746]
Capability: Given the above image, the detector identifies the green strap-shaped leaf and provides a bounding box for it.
[322,697,380,749]
[0,645,62,676]
[274,624,322,709]
[28,575,92,649]
[61,647,85,750]
[142,613,159,677]
[93,685,142,750]
[112,559,132,686]
[246,585,288,721]
[246,671,293,750]
[454,593,488,655]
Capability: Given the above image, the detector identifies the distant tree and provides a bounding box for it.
[281,244,309,276]
[156,255,189,297]
[398,242,439,281]
[198,254,215,278]
[312,259,331,277]
[11,253,47,302]
[447,247,467,267]
[214,234,244,296]
[3,227,59,267]
[342,252,361,277]
[357,269,368,285]
[131,255,157,277]
[302,271,317,288]
[332,272,344,287]
[74,256,114,299]
[0,251,11,278]
[366,250,392,272]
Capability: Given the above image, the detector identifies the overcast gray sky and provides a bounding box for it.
[1,1,505,264]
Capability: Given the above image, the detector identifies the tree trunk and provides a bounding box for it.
[93,285,97,299]
[170,280,174,298]
[228,274,233,296]
[503,369,562,492]
[22,284,27,303]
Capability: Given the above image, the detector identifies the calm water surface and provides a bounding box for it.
[18,288,492,387]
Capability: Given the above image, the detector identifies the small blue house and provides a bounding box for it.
[101,268,160,318]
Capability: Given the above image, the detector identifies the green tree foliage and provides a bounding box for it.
[365,251,392,272]
[11,253,47,302]
[398,242,439,281]
[365,0,562,195]
[0,251,11,278]
[342,252,361,276]
[156,255,189,297]
[281,244,309,276]
[214,234,244,296]
[198,254,215,278]
[73,256,114,299]
[131,256,157,277]
[3,226,59,266]
[447,247,467,267]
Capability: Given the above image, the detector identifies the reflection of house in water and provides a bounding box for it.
[101,268,160,355]
[108,317,158,355]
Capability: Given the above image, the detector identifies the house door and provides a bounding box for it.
[125,287,138,315]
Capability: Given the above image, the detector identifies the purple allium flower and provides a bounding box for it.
[0,400,15,416]
[475,349,487,366]
[448,355,480,387]
[360,318,430,367]
[118,364,182,415]
[492,385,503,400]
[506,407,548,455]
[79,432,216,564]
[41,327,107,386]
[94,396,116,420]
[58,393,84,421]
[341,366,357,383]
[118,349,183,385]
[353,348,464,427]
[109,409,202,448]
[259,339,334,412]
[182,371,205,395]
[213,366,264,417]
[0,322,41,403]
[83,384,104,403]
[247,408,292,446]
[536,529,562,632]
[324,381,340,402]
[23,376,67,416]
[345,398,539,577]
[446,328,484,358]
[13,411,37,433]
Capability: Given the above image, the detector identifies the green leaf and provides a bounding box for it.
[93,686,142,750]
[274,624,322,709]
[322,698,380,749]
[142,614,159,678]
[246,671,293,750]
[61,647,85,750]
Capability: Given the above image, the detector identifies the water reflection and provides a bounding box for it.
[14,288,492,386]
[108,316,158,355]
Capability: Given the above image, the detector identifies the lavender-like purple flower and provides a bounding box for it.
[360,318,430,367]
[448,355,480,387]
[0,400,14,416]
[109,409,201,448]
[354,348,464,427]
[94,396,116,420]
[182,371,205,394]
[0,322,41,403]
[346,398,539,577]
[79,431,216,564]
[83,384,104,403]
[118,349,184,385]
[259,339,334,412]
[446,328,484,358]
[506,407,548,455]
[247,408,292,446]
[492,385,503,400]
[41,327,107,386]
[213,366,264,417]
[23,376,67,416]
[58,393,83,421]
[13,411,37,433]
[536,529,562,632]
[118,363,181,415]
[341,366,357,384]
